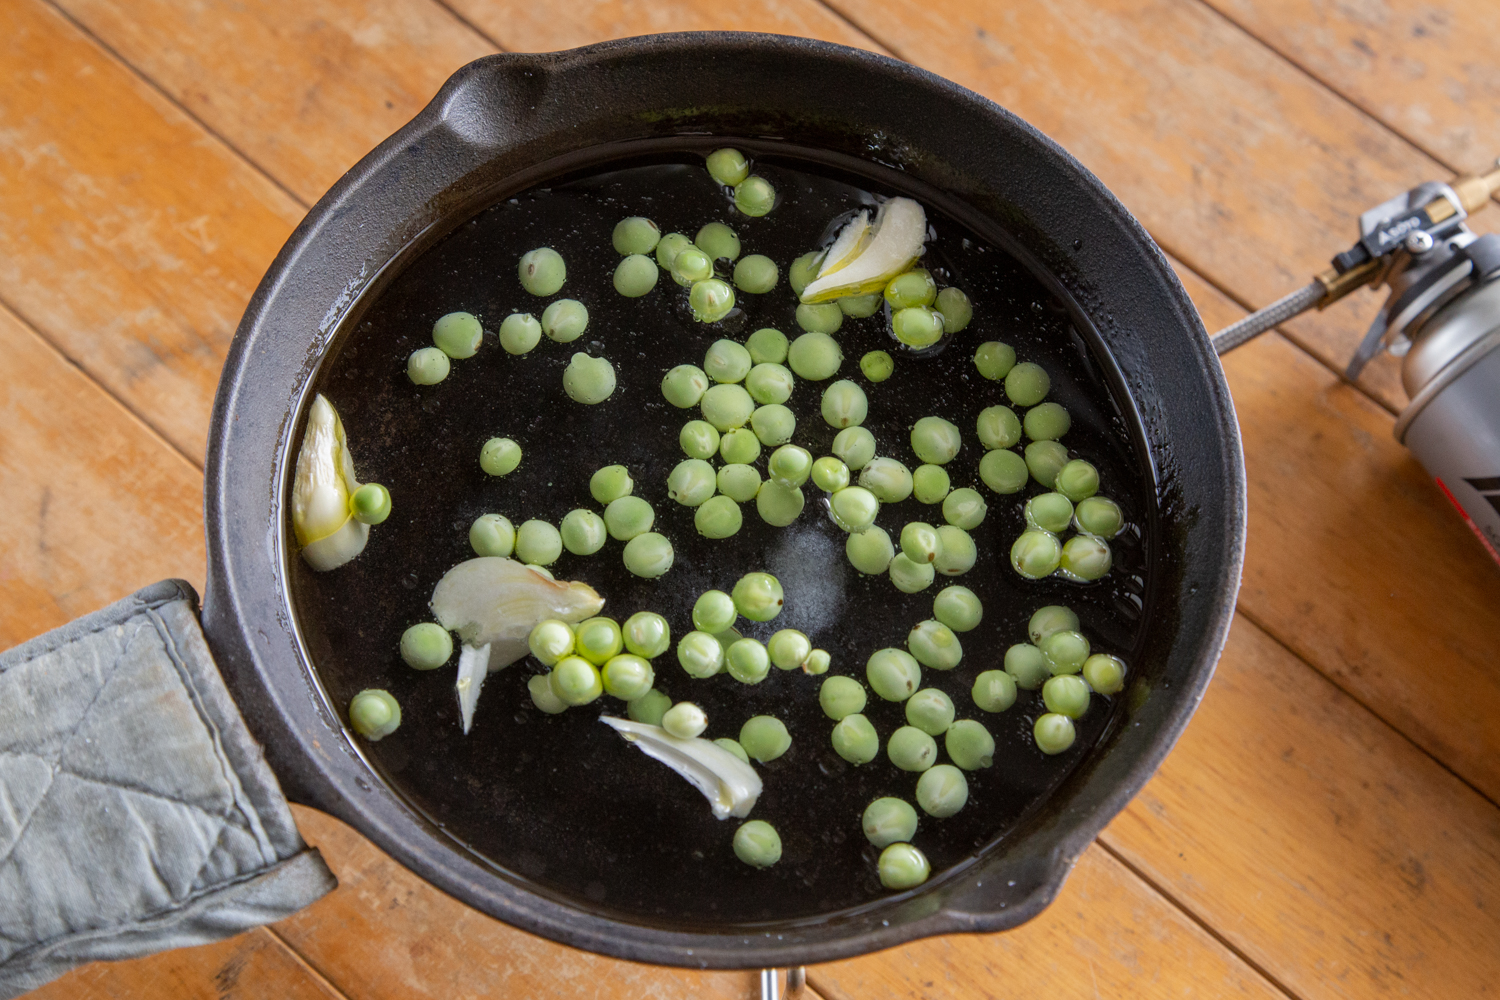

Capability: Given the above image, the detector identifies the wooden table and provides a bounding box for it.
[3,1,1498,997]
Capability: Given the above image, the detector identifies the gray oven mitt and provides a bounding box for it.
[0,580,336,999]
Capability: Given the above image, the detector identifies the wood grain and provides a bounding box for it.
[0,0,301,462]
[1103,613,1500,1000]
[0,302,205,649]
[21,927,344,1000]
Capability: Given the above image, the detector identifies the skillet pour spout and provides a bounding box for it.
[203,32,1244,968]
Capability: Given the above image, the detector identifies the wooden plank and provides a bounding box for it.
[283,805,1283,1000]
[0,302,205,649]
[1199,0,1500,176]
[1102,613,1500,1000]
[22,927,345,1000]
[0,0,302,462]
[56,0,494,206]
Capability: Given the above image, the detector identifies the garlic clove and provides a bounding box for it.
[600,716,763,819]
[800,197,927,304]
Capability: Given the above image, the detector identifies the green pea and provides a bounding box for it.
[787,332,843,380]
[891,306,945,348]
[746,327,789,365]
[518,247,566,296]
[715,738,750,763]
[972,670,1017,713]
[613,254,659,297]
[946,720,996,771]
[622,532,673,578]
[604,495,654,540]
[908,620,963,670]
[899,522,941,564]
[979,448,1029,494]
[700,383,755,431]
[703,339,752,384]
[884,269,936,309]
[941,488,987,530]
[832,426,877,471]
[1005,643,1051,690]
[603,654,656,702]
[1055,459,1100,502]
[840,293,883,318]
[973,341,1015,380]
[590,464,634,505]
[726,637,771,684]
[860,350,894,382]
[739,715,791,762]
[1075,496,1125,538]
[751,404,797,447]
[550,655,603,706]
[1021,494,1071,536]
[515,519,562,566]
[887,725,937,771]
[662,364,709,408]
[612,216,661,256]
[480,436,521,476]
[912,464,951,505]
[889,552,936,594]
[802,649,831,675]
[820,675,868,720]
[662,700,708,739]
[935,286,973,332]
[671,246,714,285]
[768,444,813,487]
[743,362,794,406]
[678,420,720,461]
[623,611,671,659]
[1011,529,1062,579]
[719,427,762,464]
[905,688,955,736]
[878,843,930,890]
[1005,361,1051,406]
[677,630,725,678]
[706,147,750,186]
[400,622,452,670]
[469,513,515,557]
[788,251,825,296]
[732,572,784,622]
[916,763,969,818]
[821,380,868,428]
[560,508,607,555]
[845,525,895,575]
[911,416,962,465]
[695,495,743,539]
[859,457,913,503]
[933,525,976,576]
[689,278,736,323]
[351,483,391,525]
[433,311,482,358]
[563,353,616,404]
[655,232,693,269]
[867,647,921,702]
[407,346,450,384]
[827,486,879,533]
[715,463,761,503]
[692,590,737,634]
[768,629,812,670]
[695,222,741,263]
[1023,401,1071,442]
[627,688,671,726]
[733,253,779,293]
[1024,440,1069,488]
[667,458,717,507]
[811,456,851,492]
[1034,713,1077,755]
[932,585,982,632]
[537,299,587,343]
[1040,630,1090,675]
[349,689,401,740]
[1083,653,1127,695]
[734,176,777,217]
[796,302,844,335]
[976,405,1022,450]
[496,312,539,355]
[574,617,623,666]
[1043,674,1091,720]
[1028,605,1080,643]
[831,713,879,765]
[528,673,568,714]
[528,619,575,666]
[862,797,919,848]
[756,480,805,526]
[733,819,782,868]
[1060,534,1113,581]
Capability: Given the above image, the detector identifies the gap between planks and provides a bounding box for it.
[262,927,357,1000]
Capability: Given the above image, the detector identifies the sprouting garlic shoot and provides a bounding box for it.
[799,197,927,304]
[454,642,492,735]
[291,393,370,571]
[601,716,762,819]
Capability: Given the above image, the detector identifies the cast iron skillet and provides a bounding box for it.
[202,32,1245,968]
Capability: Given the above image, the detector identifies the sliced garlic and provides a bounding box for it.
[455,642,492,735]
[432,556,604,669]
[799,197,927,304]
[601,716,762,819]
[291,393,369,571]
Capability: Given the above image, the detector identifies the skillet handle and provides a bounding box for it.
[759,967,806,999]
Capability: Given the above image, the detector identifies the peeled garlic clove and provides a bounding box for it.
[800,197,927,304]
[819,209,872,277]
[455,642,492,734]
[431,557,604,671]
[601,716,762,819]
[291,393,370,571]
